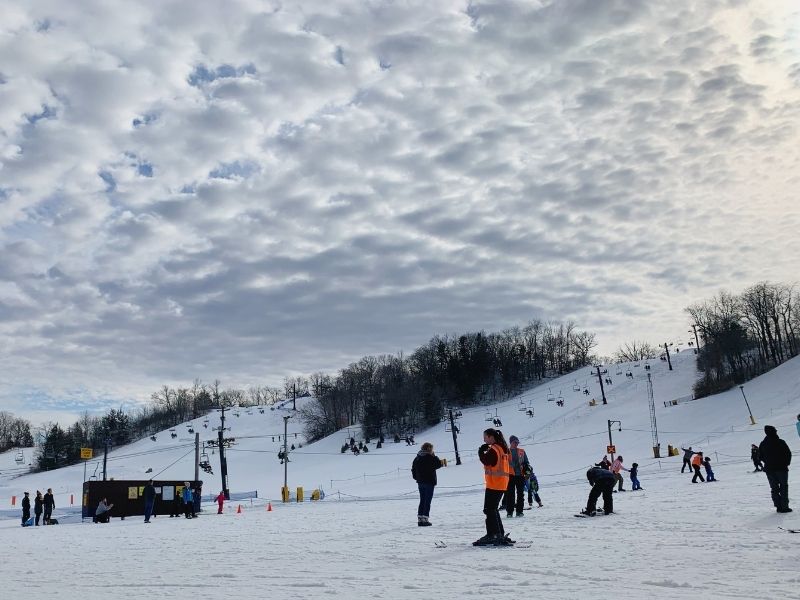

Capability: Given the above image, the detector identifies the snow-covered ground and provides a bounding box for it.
[2,350,799,599]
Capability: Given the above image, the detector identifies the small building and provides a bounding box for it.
[82,479,203,520]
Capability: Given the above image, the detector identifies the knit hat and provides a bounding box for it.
[509,435,519,443]
[764,425,778,436]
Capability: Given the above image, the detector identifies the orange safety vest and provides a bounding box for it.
[691,454,702,467]
[484,443,511,490]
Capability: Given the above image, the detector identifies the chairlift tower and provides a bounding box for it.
[647,373,660,458]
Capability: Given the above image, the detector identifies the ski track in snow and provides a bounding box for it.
[2,351,799,599]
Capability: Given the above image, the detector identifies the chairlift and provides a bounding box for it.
[247,409,253,415]
[526,408,535,418]
[517,400,527,412]
[15,450,24,464]
[557,390,564,401]
[188,427,195,434]
[546,388,555,402]
[484,410,494,422]
[150,435,157,442]
[259,408,265,414]
[169,427,176,432]
[572,380,581,392]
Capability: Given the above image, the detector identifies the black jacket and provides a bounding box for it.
[22,496,31,511]
[144,484,156,502]
[587,467,615,485]
[412,452,442,486]
[34,496,43,514]
[759,433,792,472]
[43,493,55,508]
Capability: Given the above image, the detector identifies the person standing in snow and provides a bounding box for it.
[703,456,716,482]
[629,463,642,490]
[691,452,705,483]
[582,466,615,516]
[21,491,31,526]
[525,468,544,508]
[143,479,156,523]
[751,444,763,472]
[182,484,194,518]
[796,414,800,438]
[34,491,43,526]
[610,455,629,492]
[758,425,792,513]
[474,428,514,546]
[43,488,55,525]
[598,455,611,470]
[411,442,444,526]
[504,435,530,517]
[680,447,695,473]
[170,487,183,517]
[215,491,225,514]
[95,498,113,523]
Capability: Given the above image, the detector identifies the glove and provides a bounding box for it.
[479,443,489,453]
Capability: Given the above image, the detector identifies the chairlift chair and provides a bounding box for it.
[526,408,535,418]
[517,400,527,412]
[546,388,555,402]
[484,410,494,422]
[572,380,581,392]
[259,408,265,414]
[15,450,24,464]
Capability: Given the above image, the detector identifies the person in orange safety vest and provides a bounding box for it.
[474,428,515,546]
[691,451,705,483]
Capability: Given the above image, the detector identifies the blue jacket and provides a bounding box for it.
[182,487,193,503]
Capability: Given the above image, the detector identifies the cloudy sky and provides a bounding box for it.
[1,0,798,426]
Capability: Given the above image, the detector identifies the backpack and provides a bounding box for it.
[522,463,533,479]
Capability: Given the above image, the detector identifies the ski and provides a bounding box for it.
[778,527,800,534]
[434,540,447,548]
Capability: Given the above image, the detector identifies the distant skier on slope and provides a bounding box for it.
[474,428,514,546]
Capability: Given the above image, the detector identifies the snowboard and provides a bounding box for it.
[575,511,614,518]
[778,527,800,534]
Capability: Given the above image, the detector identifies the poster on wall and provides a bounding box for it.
[128,487,138,499]
[162,486,174,501]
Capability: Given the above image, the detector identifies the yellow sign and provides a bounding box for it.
[80,448,93,459]
[606,445,616,454]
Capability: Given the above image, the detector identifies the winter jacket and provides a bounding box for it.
[681,448,694,460]
[611,458,627,474]
[143,484,156,502]
[629,465,638,479]
[43,493,55,509]
[509,447,530,477]
[750,446,760,461]
[479,443,511,491]
[587,467,615,485]
[182,487,193,503]
[796,420,800,438]
[34,496,43,514]
[691,454,702,467]
[215,493,225,504]
[759,432,792,472]
[412,451,443,486]
[22,496,31,511]
[95,500,111,516]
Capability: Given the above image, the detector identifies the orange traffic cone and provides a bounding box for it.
[237,504,242,514]
[267,502,272,512]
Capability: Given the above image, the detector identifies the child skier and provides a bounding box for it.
[524,466,544,508]
[630,462,642,490]
[703,456,716,482]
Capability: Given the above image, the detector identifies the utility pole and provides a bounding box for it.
[595,366,607,404]
[646,373,660,458]
[663,343,673,371]
[739,385,757,425]
[194,432,200,483]
[690,324,701,355]
[607,420,621,465]
[102,437,111,481]
[282,414,292,501]
[292,383,297,411]
[219,406,230,499]
[448,408,462,465]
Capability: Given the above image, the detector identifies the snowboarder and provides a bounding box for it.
[215,491,225,514]
[143,479,156,523]
[504,435,530,517]
[474,428,514,546]
[751,444,763,472]
[21,491,31,526]
[681,447,694,473]
[630,463,642,490]
[34,491,43,526]
[411,442,444,526]
[691,452,705,483]
[759,425,792,513]
[582,466,615,516]
[43,488,55,525]
[703,456,716,482]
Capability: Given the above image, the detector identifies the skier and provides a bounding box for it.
[610,455,629,491]
[143,479,156,523]
[629,463,642,491]
[691,452,705,483]
[758,425,792,513]
[680,447,695,473]
[215,491,225,514]
[504,435,530,517]
[411,442,444,526]
[474,428,514,546]
[34,491,43,526]
[21,491,31,526]
[703,456,716,482]
[525,468,543,508]
[581,466,615,516]
[751,444,763,472]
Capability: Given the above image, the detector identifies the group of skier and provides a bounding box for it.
[20,488,56,526]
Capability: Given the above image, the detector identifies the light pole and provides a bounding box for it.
[282,414,293,501]
[447,407,462,466]
[607,420,621,465]
[689,325,701,355]
[595,366,607,404]
[739,386,756,425]
[663,343,673,371]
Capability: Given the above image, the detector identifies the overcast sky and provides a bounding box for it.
[1,0,798,427]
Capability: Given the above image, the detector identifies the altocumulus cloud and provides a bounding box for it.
[0,0,799,424]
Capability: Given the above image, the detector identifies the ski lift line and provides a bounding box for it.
[152,447,198,479]
[625,422,797,435]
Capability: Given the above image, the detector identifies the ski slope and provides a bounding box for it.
[1,350,799,599]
